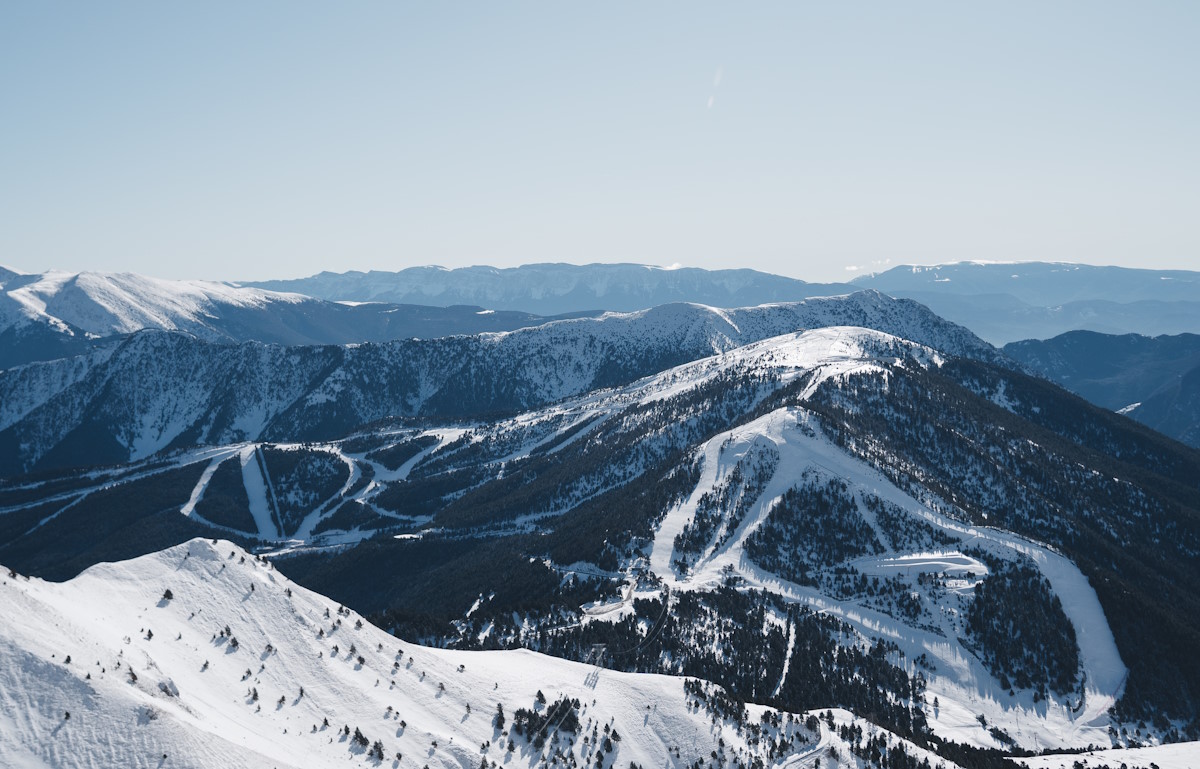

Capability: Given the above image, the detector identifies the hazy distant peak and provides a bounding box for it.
[243,263,857,316]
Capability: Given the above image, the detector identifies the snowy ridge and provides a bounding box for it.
[0,291,998,475]
[0,539,943,769]
[0,267,607,370]
[0,268,307,337]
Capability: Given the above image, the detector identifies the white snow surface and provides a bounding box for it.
[0,269,307,337]
[1018,741,1200,769]
[0,539,943,769]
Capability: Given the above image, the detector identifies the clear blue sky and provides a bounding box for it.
[2,2,1198,283]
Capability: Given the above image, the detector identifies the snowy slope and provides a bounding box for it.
[0,270,306,336]
[647,405,1126,751]
[0,539,944,769]
[1019,742,1200,769]
[0,269,310,339]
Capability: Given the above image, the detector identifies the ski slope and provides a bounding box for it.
[650,405,1127,751]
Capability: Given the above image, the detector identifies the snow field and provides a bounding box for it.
[0,539,937,769]
[1018,741,1200,769]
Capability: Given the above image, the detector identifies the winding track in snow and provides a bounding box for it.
[650,405,1127,751]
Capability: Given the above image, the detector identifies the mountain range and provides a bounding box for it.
[0,291,996,477]
[243,263,857,316]
[0,267,596,370]
[1005,331,1200,447]
[852,261,1200,344]
[7,260,1200,365]
[3,319,1198,765]
[249,260,1200,346]
[249,261,1200,346]
[3,261,1200,767]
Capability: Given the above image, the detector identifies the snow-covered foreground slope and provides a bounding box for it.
[0,539,948,769]
[1018,742,1200,769]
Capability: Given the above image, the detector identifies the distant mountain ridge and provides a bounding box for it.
[9,261,1200,364]
[0,267,597,369]
[853,261,1200,344]
[854,261,1200,304]
[0,291,998,476]
[1006,331,1200,447]
[243,262,857,315]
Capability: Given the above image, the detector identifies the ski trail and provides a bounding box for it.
[773,619,796,698]
[180,455,226,517]
[1019,546,1127,739]
[649,435,722,579]
[775,719,830,768]
[19,492,91,537]
[650,405,1127,750]
[239,445,277,539]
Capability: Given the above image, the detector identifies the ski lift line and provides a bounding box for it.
[534,690,578,751]
[606,585,671,658]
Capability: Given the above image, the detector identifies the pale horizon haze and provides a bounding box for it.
[2,2,1198,284]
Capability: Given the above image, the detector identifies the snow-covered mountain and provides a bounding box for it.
[1,537,949,769]
[0,290,1000,476]
[0,268,307,336]
[5,324,1199,763]
[244,262,857,315]
[10,261,1200,365]
[0,267,596,369]
[249,260,1200,345]
[853,261,1200,344]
